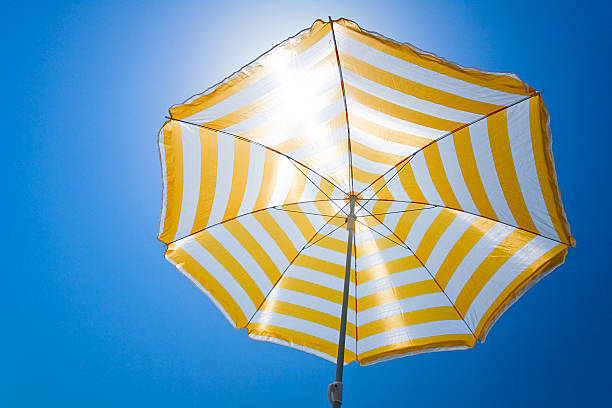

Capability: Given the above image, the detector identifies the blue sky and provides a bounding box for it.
[4,0,611,406]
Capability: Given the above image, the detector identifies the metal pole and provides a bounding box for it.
[328,195,356,408]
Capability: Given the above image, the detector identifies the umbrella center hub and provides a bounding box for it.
[343,191,362,207]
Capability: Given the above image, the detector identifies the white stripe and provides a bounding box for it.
[357,293,450,325]
[174,124,201,240]
[239,215,292,266]
[259,99,346,148]
[470,119,516,225]
[267,287,356,324]
[347,99,444,139]
[183,32,335,123]
[286,266,356,297]
[410,152,443,205]
[286,125,347,160]
[437,136,479,213]
[426,211,478,274]
[357,268,430,298]
[221,75,339,137]
[251,311,356,347]
[211,225,273,294]
[444,222,515,302]
[248,333,337,363]
[404,207,443,250]
[270,209,309,248]
[207,134,234,226]
[178,238,256,318]
[358,242,408,270]
[358,320,471,353]
[351,152,395,175]
[336,31,524,106]
[380,172,411,202]
[466,236,558,330]
[238,143,267,215]
[343,68,482,123]
[269,158,295,206]
[351,126,419,157]
[507,100,559,240]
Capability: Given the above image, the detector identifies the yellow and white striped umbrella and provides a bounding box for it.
[157,18,574,369]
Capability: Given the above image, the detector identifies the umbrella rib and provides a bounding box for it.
[166,117,349,196]
[304,220,347,250]
[368,205,437,216]
[354,201,477,339]
[354,218,407,248]
[357,92,542,199]
[166,199,342,245]
[366,199,569,246]
[246,202,350,325]
[271,206,343,218]
[288,159,349,216]
[329,17,355,193]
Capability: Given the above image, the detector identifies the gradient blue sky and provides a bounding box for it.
[4,1,611,406]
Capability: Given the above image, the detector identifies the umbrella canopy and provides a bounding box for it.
[157,17,574,372]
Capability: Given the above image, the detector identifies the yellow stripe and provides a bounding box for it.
[253,150,281,209]
[423,144,462,209]
[222,139,250,220]
[166,246,247,328]
[355,235,398,260]
[203,51,338,131]
[452,127,497,220]
[488,111,538,233]
[414,209,457,263]
[285,209,317,241]
[345,84,463,131]
[256,99,346,153]
[283,165,307,203]
[474,244,568,338]
[370,199,393,224]
[358,334,475,365]
[159,121,183,243]
[223,220,281,284]
[529,96,574,245]
[396,162,428,204]
[190,127,218,234]
[393,208,423,242]
[278,276,356,308]
[252,210,298,262]
[339,51,499,116]
[293,255,356,282]
[299,140,347,171]
[337,20,532,96]
[247,323,357,363]
[170,21,332,120]
[358,255,421,284]
[454,229,533,316]
[359,279,440,311]
[349,113,431,148]
[194,231,265,307]
[434,217,497,289]
[310,232,347,253]
[359,306,460,339]
[258,299,356,338]
[352,163,383,185]
[351,139,404,165]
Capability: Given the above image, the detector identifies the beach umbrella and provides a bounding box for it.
[157,18,574,406]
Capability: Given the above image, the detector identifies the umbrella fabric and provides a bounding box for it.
[157,18,574,366]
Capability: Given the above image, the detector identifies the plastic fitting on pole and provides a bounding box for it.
[328,381,343,405]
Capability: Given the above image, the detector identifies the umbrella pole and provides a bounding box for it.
[328,195,356,408]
